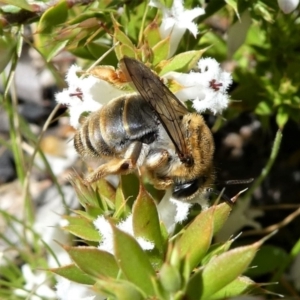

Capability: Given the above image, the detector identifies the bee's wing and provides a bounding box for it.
[121,56,189,161]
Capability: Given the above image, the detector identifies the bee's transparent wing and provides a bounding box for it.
[121,56,189,161]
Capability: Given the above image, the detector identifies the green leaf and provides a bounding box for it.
[113,225,156,296]
[152,37,170,66]
[37,0,68,34]
[225,0,239,19]
[0,0,32,11]
[50,264,94,285]
[96,279,145,300]
[255,101,273,115]
[85,205,104,219]
[119,44,136,60]
[159,50,205,75]
[143,19,161,48]
[121,173,139,207]
[63,216,100,242]
[213,202,232,235]
[201,240,233,265]
[276,105,289,129]
[44,40,68,62]
[95,178,116,201]
[0,34,16,73]
[186,242,260,299]
[159,263,181,293]
[209,276,258,299]
[132,186,164,253]
[67,246,119,278]
[176,206,214,270]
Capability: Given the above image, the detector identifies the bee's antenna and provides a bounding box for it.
[223,178,254,185]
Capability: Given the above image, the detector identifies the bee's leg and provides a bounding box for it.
[145,149,173,189]
[84,142,144,184]
[146,149,170,170]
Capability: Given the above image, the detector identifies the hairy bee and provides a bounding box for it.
[74,56,215,202]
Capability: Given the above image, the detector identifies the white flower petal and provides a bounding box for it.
[164,57,232,114]
[56,65,126,128]
[149,0,205,56]
[94,215,154,252]
[278,0,299,13]
[170,198,192,223]
[94,216,113,254]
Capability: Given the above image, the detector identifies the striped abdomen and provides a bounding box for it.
[74,94,159,158]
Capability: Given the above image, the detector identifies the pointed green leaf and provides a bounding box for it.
[276,105,289,129]
[213,202,232,235]
[113,21,135,50]
[67,246,118,278]
[85,205,104,219]
[96,279,145,300]
[37,0,68,34]
[143,19,161,48]
[152,37,170,66]
[132,186,164,252]
[114,180,128,218]
[159,263,181,293]
[63,216,100,242]
[225,0,239,19]
[50,264,94,285]
[159,50,206,75]
[0,0,32,11]
[0,34,16,73]
[113,225,156,296]
[201,240,233,265]
[95,178,116,202]
[186,242,260,299]
[120,173,139,207]
[209,276,259,299]
[176,206,214,269]
[119,44,136,60]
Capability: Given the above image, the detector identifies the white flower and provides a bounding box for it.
[93,215,154,254]
[149,0,205,57]
[164,57,232,114]
[157,189,192,233]
[278,0,299,13]
[56,277,104,300]
[55,65,125,128]
[157,188,212,234]
[14,264,56,300]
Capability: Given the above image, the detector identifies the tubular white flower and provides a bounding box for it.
[164,57,232,114]
[149,0,205,57]
[55,65,126,128]
[278,0,299,13]
[93,215,154,254]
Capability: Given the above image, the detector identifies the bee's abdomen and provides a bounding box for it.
[74,94,159,158]
[74,112,113,158]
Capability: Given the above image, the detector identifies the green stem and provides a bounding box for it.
[243,130,282,202]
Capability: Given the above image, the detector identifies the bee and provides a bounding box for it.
[74,56,215,202]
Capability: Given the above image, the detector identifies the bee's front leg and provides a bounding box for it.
[84,141,144,184]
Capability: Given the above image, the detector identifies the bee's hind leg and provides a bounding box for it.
[84,141,145,184]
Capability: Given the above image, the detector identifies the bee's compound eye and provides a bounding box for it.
[172,179,199,200]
